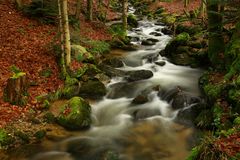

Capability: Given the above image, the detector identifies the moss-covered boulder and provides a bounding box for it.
[0,129,13,147]
[162,15,176,25]
[71,45,94,63]
[79,79,107,99]
[127,14,138,28]
[57,97,91,130]
[61,77,80,99]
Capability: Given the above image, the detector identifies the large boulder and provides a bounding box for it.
[79,79,107,99]
[126,70,153,82]
[102,58,124,68]
[57,97,91,130]
[71,45,94,63]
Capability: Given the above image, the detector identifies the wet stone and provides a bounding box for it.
[155,61,166,66]
[149,32,162,36]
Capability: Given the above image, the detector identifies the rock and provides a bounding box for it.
[161,28,173,35]
[141,40,156,46]
[99,64,126,77]
[126,70,153,82]
[155,61,166,66]
[154,22,165,26]
[158,86,182,102]
[175,102,204,126]
[107,81,145,99]
[147,38,159,43]
[133,108,161,120]
[57,97,91,130]
[102,58,124,68]
[171,93,201,110]
[79,79,107,99]
[149,32,162,36]
[142,53,159,62]
[159,50,166,56]
[71,45,94,63]
[128,36,140,42]
[127,14,138,28]
[132,95,149,104]
[175,32,190,45]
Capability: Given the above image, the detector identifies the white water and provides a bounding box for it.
[29,13,203,160]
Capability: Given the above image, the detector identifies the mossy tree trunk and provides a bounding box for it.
[87,0,93,21]
[122,0,128,33]
[15,0,23,9]
[75,0,82,19]
[184,0,189,7]
[4,73,28,105]
[207,0,224,68]
[61,0,71,67]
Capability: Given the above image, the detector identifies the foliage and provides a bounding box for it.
[0,129,12,147]
[109,24,127,39]
[22,0,58,24]
[86,40,110,55]
[127,14,138,28]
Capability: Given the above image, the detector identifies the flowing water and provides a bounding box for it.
[6,10,203,160]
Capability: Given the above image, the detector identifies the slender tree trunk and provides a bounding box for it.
[61,0,71,67]
[87,0,93,21]
[122,0,128,32]
[184,0,189,7]
[76,0,81,19]
[207,0,224,68]
[58,0,67,75]
[15,0,23,9]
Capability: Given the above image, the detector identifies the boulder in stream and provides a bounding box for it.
[57,97,91,130]
[79,79,107,99]
[126,70,153,82]
[102,58,124,68]
[141,40,156,46]
[161,28,173,35]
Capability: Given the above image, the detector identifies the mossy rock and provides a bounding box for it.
[71,45,94,63]
[70,64,100,79]
[154,7,164,15]
[127,14,138,28]
[57,97,91,130]
[162,15,176,25]
[61,85,80,99]
[176,24,202,35]
[79,79,107,99]
[175,32,190,45]
[0,129,13,146]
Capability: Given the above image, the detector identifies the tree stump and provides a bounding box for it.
[3,72,28,105]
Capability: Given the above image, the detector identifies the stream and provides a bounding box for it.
[7,8,203,160]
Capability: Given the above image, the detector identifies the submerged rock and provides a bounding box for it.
[155,61,166,66]
[141,39,156,46]
[161,28,173,35]
[149,32,162,36]
[57,97,91,130]
[132,95,149,104]
[126,70,153,82]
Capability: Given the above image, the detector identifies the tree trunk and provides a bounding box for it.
[87,0,93,21]
[184,0,189,7]
[15,0,23,9]
[207,0,224,68]
[4,73,28,105]
[61,0,71,67]
[76,0,81,19]
[122,0,128,32]
[58,0,67,76]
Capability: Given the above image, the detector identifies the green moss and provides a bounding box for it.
[65,76,79,86]
[87,40,110,55]
[127,14,138,28]
[162,15,176,25]
[233,116,240,125]
[109,24,127,39]
[0,129,12,147]
[43,112,56,123]
[71,45,94,63]
[57,97,92,130]
[195,109,213,129]
[228,89,240,104]
[34,130,46,140]
[175,32,190,44]
[186,147,200,160]
[11,72,26,79]
[203,84,222,100]
[213,103,223,129]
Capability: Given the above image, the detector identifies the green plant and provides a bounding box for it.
[86,40,110,55]
[109,24,126,39]
[0,129,12,147]
[40,68,52,78]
